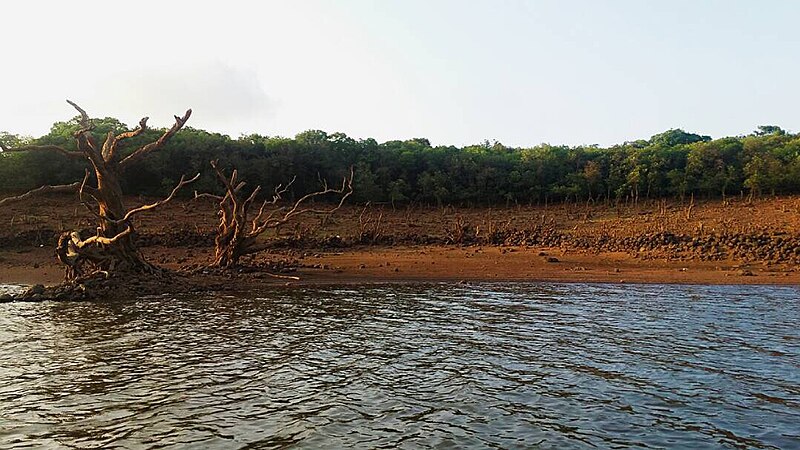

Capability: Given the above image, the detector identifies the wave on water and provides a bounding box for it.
[0,283,799,449]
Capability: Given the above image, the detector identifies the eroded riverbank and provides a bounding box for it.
[1,195,800,291]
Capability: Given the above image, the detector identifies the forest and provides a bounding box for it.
[1,116,798,206]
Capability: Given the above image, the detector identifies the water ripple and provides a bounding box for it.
[1,283,799,449]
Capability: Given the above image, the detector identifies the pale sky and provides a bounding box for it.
[1,1,798,147]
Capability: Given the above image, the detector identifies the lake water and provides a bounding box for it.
[0,283,799,449]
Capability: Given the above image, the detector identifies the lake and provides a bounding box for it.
[1,283,799,449]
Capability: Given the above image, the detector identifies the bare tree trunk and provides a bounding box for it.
[197,161,353,269]
[2,100,195,281]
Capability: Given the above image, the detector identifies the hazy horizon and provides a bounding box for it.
[2,1,798,147]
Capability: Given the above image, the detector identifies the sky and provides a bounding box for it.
[1,0,798,147]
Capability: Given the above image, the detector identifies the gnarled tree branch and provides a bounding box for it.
[102,117,149,162]
[2,100,193,282]
[66,99,92,131]
[118,109,192,171]
[79,226,133,247]
[251,167,354,235]
[0,181,81,207]
[114,173,200,224]
[197,162,354,268]
[0,141,85,160]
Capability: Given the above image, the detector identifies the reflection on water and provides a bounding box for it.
[1,283,799,449]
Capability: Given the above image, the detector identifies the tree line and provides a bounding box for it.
[2,117,798,206]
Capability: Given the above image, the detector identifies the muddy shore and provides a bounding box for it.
[1,195,799,291]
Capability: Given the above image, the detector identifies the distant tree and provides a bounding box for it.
[388,179,410,208]
[754,125,786,136]
[5,114,800,207]
[295,129,330,146]
[0,132,32,148]
[649,129,711,147]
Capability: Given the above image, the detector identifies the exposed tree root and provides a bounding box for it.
[1,100,196,282]
[196,161,353,269]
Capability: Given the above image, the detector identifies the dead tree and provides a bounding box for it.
[196,160,353,268]
[0,100,197,280]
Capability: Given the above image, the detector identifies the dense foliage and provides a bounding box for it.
[2,118,798,205]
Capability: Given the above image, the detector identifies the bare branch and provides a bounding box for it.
[242,185,262,214]
[102,117,149,162]
[210,160,243,195]
[251,200,270,231]
[114,173,200,223]
[75,132,105,172]
[263,272,300,281]
[101,131,115,160]
[194,191,225,202]
[0,181,81,207]
[205,161,353,268]
[249,177,295,231]
[77,169,101,201]
[66,99,92,131]
[116,117,149,141]
[208,160,245,221]
[0,141,85,160]
[118,109,192,170]
[272,177,296,203]
[252,167,354,235]
[63,100,106,166]
[78,226,132,247]
[78,169,104,221]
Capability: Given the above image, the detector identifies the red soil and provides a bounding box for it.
[1,194,799,287]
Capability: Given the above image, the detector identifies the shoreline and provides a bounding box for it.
[285,246,800,286]
[1,245,798,290]
[2,195,800,293]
